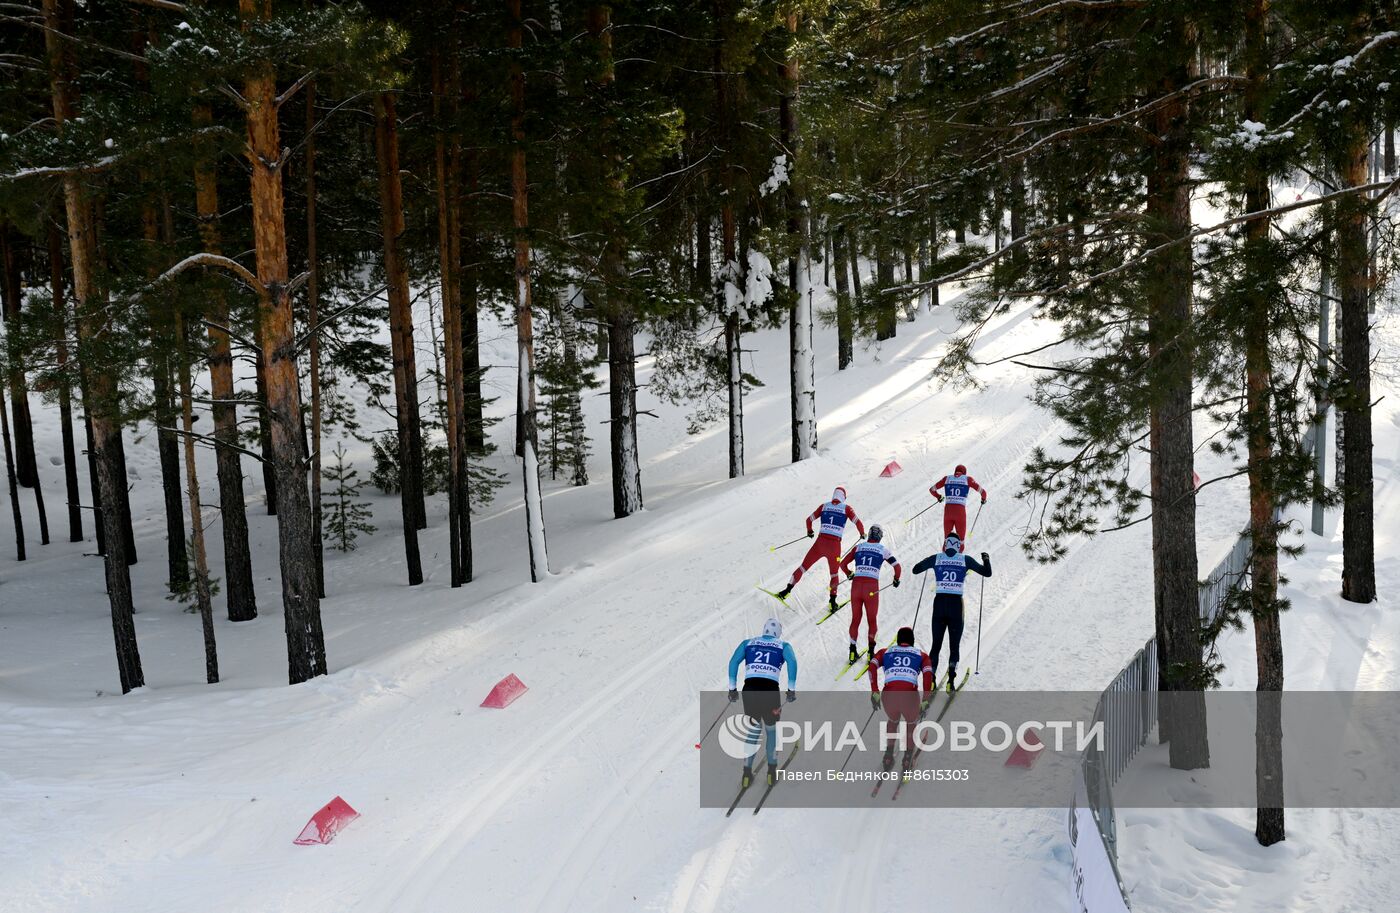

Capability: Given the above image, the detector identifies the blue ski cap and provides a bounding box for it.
[762,617,783,639]
[943,534,961,556]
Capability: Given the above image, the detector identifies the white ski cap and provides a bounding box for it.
[762,617,783,639]
[831,486,847,504]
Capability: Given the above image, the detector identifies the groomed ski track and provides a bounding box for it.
[0,285,1252,913]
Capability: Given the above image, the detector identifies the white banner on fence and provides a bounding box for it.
[1068,769,1131,913]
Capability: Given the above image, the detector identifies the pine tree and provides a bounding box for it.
[322,443,375,553]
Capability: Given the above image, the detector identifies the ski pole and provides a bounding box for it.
[909,572,929,631]
[769,534,808,553]
[967,499,985,541]
[904,500,938,525]
[975,574,985,675]
[837,708,878,774]
[696,703,730,749]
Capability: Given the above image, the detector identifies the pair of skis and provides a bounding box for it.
[724,748,802,816]
[885,668,972,801]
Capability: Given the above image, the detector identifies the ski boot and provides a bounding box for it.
[882,746,896,772]
[829,593,839,614]
[742,765,754,789]
[902,750,915,775]
[767,767,778,787]
[848,644,859,664]
[867,640,877,662]
[947,666,958,693]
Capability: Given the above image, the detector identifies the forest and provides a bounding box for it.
[1,0,1397,851]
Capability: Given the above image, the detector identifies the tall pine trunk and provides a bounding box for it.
[588,5,643,517]
[1335,41,1376,604]
[144,187,187,591]
[510,0,549,580]
[1,375,24,560]
[1243,0,1283,845]
[175,310,219,683]
[193,102,257,621]
[374,92,425,585]
[44,0,143,692]
[0,226,39,490]
[46,221,83,542]
[240,0,325,683]
[304,84,325,599]
[781,11,816,462]
[1146,18,1208,770]
[833,227,853,370]
[434,48,473,587]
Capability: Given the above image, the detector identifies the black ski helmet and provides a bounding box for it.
[896,626,915,646]
[944,534,961,556]
[868,523,884,543]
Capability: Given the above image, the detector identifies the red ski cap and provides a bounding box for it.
[954,464,967,476]
[832,486,847,504]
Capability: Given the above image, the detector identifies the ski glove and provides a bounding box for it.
[727,689,738,703]
[981,552,991,574]
[934,492,944,502]
[870,692,882,710]
[981,493,988,503]
[892,578,901,588]
[920,697,932,713]
[786,689,797,704]
[808,530,815,538]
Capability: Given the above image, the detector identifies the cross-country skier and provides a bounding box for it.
[839,523,901,665]
[775,486,865,612]
[866,626,933,772]
[929,464,987,543]
[727,617,798,788]
[911,534,991,689]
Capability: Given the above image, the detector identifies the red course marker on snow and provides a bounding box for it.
[879,460,903,478]
[1192,470,1202,490]
[293,796,360,845]
[1004,729,1044,769]
[481,673,529,709]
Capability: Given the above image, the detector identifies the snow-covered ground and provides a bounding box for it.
[1116,316,1400,913]
[0,259,1388,912]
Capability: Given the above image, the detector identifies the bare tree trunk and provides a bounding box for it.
[175,310,219,683]
[43,222,83,542]
[254,351,276,514]
[1,376,24,560]
[1243,0,1282,844]
[833,227,853,370]
[875,245,896,340]
[461,134,486,455]
[510,0,549,580]
[781,11,816,461]
[434,48,472,587]
[374,92,425,586]
[240,0,326,684]
[193,102,257,621]
[304,85,325,599]
[0,226,39,491]
[144,186,188,590]
[44,0,143,692]
[1146,19,1208,770]
[1336,92,1376,605]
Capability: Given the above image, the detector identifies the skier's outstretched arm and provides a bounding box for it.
[782,642,798,689]
[964,552,992,577]
[727,641,747,689]
[839,550,856,578]
[929,476,948,498]
[968,476,988,502]
[805,505,821,537]
[911,553,936,575]
[887,554,902,584]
